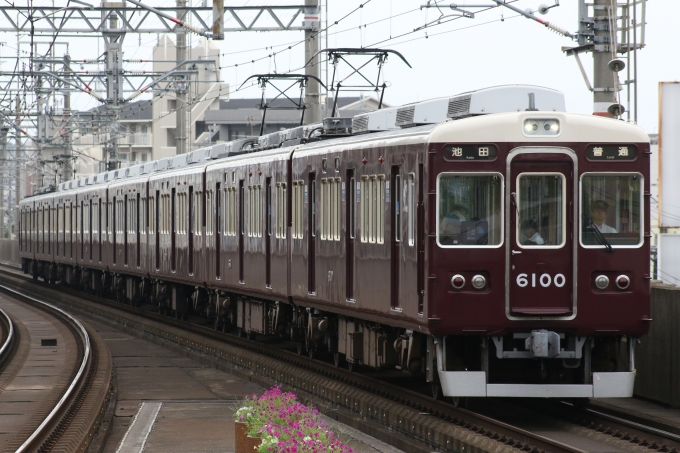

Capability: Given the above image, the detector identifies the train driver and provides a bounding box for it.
[440,204,468,243]
[520,219,545,245]
[590,200,618,233]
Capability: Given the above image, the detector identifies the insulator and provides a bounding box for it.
[546,21,572,38]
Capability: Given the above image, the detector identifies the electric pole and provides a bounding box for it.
[304,0,321,124]
[592,0,619,117]
[176,0,188,154]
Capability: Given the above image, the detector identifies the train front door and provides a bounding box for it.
[507,149,576,318]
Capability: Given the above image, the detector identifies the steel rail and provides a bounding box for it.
[0,306,14,368]
[0,284,91,453]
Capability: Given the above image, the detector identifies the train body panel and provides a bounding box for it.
[18,107,651,398]
[290,128,431,329]
[205,147,292,301]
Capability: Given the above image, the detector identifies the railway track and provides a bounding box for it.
[0,281,112,453]
[0,305,15,371]
[0,266,674,453]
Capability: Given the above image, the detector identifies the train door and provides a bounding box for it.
[171,188,176,272]
[136,192,141,268]
[89,199,93,262]
[215,182,221,278]
[99,198,103,262]
[238,180,244,283]
[308,172,316,294]
[507,149,576,318]
[391,167,401,310]
[188,186,193,274]
[346,169,355,301]
[124,194,129,266]
[155,189,160,270]
[265,177,272,287]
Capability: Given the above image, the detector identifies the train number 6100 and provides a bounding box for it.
[516,273,566,288]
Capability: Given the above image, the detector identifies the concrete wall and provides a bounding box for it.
[0,238,19,266]
[634,282,680,406]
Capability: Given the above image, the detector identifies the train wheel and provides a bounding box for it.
[333,353,340,367]
[431,383,441,400]
[449,396,467,408]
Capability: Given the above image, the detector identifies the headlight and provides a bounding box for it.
[523,118,560,136]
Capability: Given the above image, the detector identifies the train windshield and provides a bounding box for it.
[516,173,565,248]
[581,173,643,247]
[437,173,502,247]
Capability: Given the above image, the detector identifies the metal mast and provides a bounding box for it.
[176,0,188,155]
[304,0,321,124]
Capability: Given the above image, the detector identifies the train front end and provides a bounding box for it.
[427,111,650,398]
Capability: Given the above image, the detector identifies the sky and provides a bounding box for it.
[6,0,679,135]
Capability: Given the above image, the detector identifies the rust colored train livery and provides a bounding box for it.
[18,86,650,398]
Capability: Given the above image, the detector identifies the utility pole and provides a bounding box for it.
[61,53,73,181]
[176,0,188,154]
[304,0,321,124]
[592,0,619,117]
[0,126,7,237]
[104,6,125,170]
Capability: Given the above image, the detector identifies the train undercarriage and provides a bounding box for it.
[22,257,637,399]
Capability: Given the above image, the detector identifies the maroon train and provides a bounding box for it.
[18,89,650,398]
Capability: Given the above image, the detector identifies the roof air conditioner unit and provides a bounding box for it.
[352,107,399,134]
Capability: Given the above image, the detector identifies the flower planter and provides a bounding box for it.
[234,421,249,453]
[246,434,261,452]
[235,421,261,453]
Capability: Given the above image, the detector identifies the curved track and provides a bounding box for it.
[0,282,112,453]
[0,305,15,371]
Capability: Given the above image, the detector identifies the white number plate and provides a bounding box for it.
[516,273,566,288]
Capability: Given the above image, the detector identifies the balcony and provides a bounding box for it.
[119,132,152,147]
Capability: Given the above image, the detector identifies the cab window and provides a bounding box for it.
[581,173,642,247]
[516,173,565,248]
[437,173,503,247]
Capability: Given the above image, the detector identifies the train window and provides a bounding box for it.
[407,173,415,246]
[206,191,214,235]
[292,181,304,239]
[516,173,565,248]
[194,191,202,236]
[349,176,355,240]
[394,174,402,242]
[437,173,503,247]
[148,196,155,234]
[248,184,262,237]
[580,173,643,248]
[360,175,385,244]
[276,183,286,239]
[267,181,272,236]
[178,192,187,234]
[320,178,340,241]
[223,187,236,236]
[128,197,134,234]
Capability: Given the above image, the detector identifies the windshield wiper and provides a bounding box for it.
[586,222,613,253]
